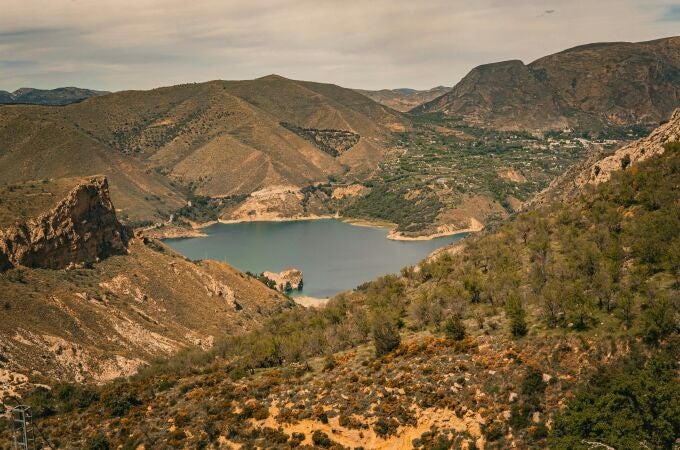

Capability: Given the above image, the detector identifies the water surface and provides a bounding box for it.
[164,219,466,298]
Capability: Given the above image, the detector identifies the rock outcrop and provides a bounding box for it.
[262,268,304,292]
[528,108,680,207]
[578,108,680,186]
[0,176,131,271]
[0,176,296,392]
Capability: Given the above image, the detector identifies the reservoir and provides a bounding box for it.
[164,219,467,298]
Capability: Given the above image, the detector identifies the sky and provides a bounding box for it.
[1,0,679,92]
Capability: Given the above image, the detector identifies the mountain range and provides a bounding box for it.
[0,87,108,106]
[0,33,679,449]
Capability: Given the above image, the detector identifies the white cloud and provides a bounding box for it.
[0,0,677,91]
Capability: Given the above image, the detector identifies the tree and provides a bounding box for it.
[506,296,528,337]
[463,271,483,304]
[372,316,401,356]
[549,349,679,449]
[540,280,563,328]
[563,281,595,330]
[640,293,678,345]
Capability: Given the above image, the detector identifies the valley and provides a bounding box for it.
[5,38,673,240]
[0,30,678,450]
[1,110,677,449]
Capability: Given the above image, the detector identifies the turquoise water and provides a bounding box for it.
[164,219,467,298]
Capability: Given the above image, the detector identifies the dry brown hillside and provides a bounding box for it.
[0,177,294,394]
[0,106,186,222]
[0,76,407,223]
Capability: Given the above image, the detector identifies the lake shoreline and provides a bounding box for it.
[162,219,469,298]
[149,215,481,241]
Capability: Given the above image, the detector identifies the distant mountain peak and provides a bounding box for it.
[0,86,108,106]
[354,85,452,112]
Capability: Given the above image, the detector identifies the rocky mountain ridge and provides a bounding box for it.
[415,37,680,131]
[528,108,680,207]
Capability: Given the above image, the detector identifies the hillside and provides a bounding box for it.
[2,107,677,449]
[414,37,680,131]
[529,108,680,207]
[0,177,294,392]
[0,87,108,106]
[355,86,451,112]
[0,76,408,223]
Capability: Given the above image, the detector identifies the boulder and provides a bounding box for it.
[262,268,304,292]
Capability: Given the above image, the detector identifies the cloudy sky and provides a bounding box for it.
[1,0,679,92]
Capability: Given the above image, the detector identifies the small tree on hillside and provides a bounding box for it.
[372,316,401,356]
[443,314,466,341]
[507,296,528,337]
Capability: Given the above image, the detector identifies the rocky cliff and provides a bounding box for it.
[0,177,131,271]
[415,37,680,131]
[0,177,295,395]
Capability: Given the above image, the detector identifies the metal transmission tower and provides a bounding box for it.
[11,405,36,450]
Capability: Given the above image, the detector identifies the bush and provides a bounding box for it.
[102,386,141,417]
[372,317,401,356]
[443,315,466,341]
[311,430,332,447]
[620,153,631,170]
[374,417,399,437]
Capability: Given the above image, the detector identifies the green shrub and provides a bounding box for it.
[102,386,141,417]
[443,315,466,341]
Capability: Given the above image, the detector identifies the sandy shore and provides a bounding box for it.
[141,225,207,239]
[292,296,330,308]
[386,218,484,241]
[340,217,397,229]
